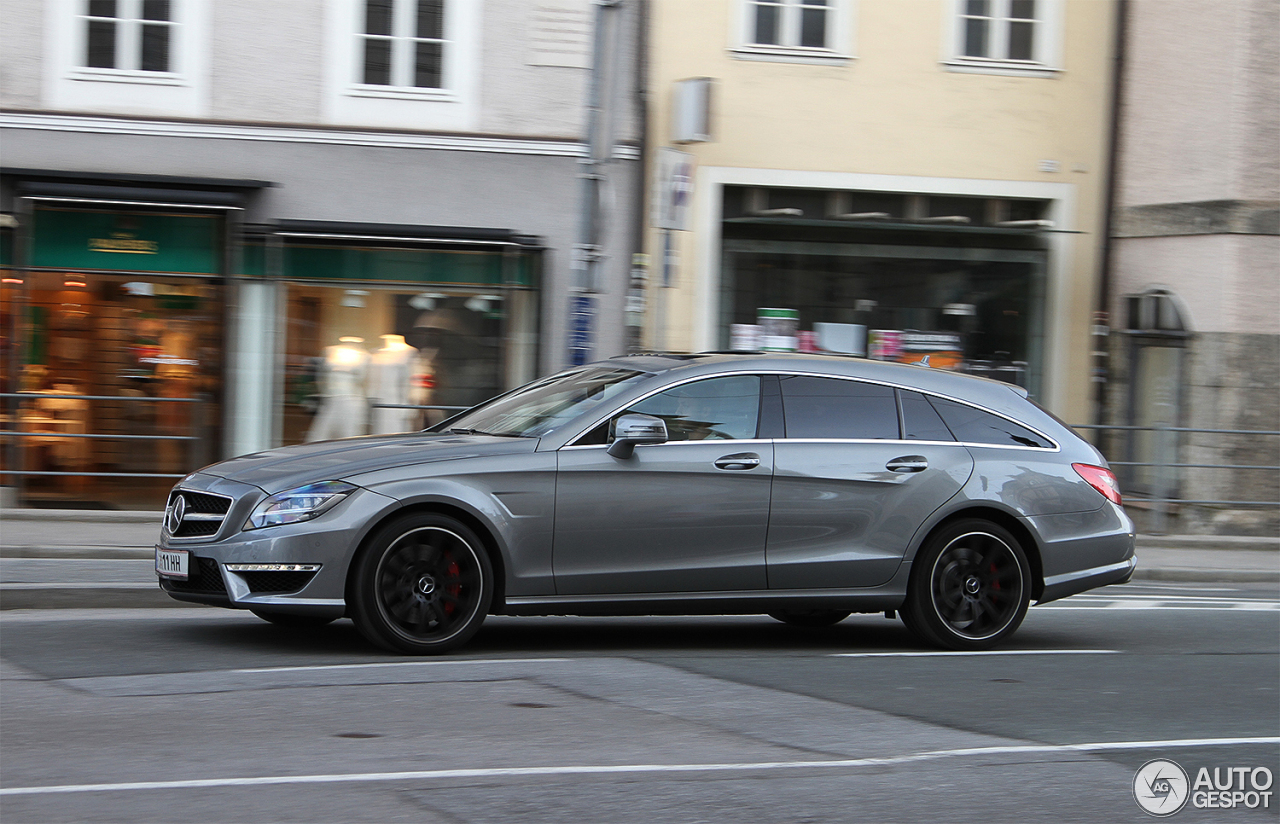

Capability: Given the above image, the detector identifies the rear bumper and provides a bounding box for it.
[1038,555,1137,604]
[1028,502,1136,604]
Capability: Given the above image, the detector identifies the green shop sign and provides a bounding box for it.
[30,208,223,274]
[282,243,536,287]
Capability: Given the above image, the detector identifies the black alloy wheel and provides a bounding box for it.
[350,513,493,654]
[768,609,851,628]
[249,609,337,629]
[901,519,1031,650]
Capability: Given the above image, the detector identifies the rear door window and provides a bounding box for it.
[927,396,1053,448]
[780,376,900,440]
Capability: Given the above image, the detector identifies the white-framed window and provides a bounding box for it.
[323,0,480,130]
[44,0,210,116]
[943,0,1062,77]
[357,0,447,90]
[732,0,853,65]
[82,0,177,73]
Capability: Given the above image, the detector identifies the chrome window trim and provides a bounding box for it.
[560,368,1060,451]
[560,438,775,452]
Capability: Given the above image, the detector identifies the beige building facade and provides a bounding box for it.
[643,0,1116,422]
[1106,0,1278,533]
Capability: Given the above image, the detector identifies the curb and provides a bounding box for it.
[1136,535,1280,552]
[1129,568,1279,584]
[1,547,155,559]
[0,586,199,609]
[1,509,162,523]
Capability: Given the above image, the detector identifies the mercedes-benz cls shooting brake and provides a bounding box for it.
[156,353,1136,654]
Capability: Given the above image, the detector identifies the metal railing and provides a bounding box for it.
[1071,422,1280,533]
[0,392,207,481]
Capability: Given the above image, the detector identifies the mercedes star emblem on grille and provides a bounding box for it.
[166,494,186,535]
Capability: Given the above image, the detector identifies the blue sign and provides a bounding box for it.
[568,294,595,366]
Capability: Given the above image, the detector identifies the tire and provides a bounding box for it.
[901,519,1031,650]
[250,609,337,629]
[349,513,494,655]
[768,609,851,628]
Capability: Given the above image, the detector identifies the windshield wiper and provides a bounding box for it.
[445,427,532,438]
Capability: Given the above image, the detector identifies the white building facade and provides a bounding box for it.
[0,0,643,508]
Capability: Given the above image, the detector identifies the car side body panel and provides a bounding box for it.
[347,449,558,599]
[766,440,974,588]
[553,441,774,594]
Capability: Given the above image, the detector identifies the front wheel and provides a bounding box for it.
[349,513,494,655]
[901,519,1031,650]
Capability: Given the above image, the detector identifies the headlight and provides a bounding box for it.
[244,481,357,530]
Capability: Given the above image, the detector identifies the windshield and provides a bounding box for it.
[433,366,649,438]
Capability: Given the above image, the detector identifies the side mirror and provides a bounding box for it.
[606,413,668,459]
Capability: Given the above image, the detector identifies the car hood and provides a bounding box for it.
[198,433,539,494]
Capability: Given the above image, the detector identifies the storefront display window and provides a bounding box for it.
[1,270,224,507]
[1,204,227,508]
[282,282,538,445]
[721,230,1047,398]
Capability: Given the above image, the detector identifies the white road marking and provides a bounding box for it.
[233,658,571,674]
[1073,593,1272,603]
[0,582,158,589]
[4,737,1276,797]
[830,650,1119,658]
[1038,598,1279,611]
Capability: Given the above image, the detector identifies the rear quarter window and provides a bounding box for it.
[927,396,1053,448]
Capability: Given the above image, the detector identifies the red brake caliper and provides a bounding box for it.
[990,563,1000,590]
[445,559,461,614]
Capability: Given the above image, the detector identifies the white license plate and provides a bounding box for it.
[156,547,190,580]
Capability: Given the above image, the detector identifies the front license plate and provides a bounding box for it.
[156,547,190,580]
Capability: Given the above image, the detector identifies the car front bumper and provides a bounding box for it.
[156,474,400,617]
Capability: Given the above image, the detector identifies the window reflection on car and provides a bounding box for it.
[435,366,646,438]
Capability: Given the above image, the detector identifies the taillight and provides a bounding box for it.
[1073,463,1122,506]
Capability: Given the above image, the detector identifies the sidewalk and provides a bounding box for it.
[1,509,1276,610]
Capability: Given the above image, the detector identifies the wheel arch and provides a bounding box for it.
[912,505,1045,602]
[345,501,509,613]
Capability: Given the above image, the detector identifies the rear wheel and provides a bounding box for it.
[350,513,493,655]
[250,609,337,629]
[768,609,851,628]
[901,519,1030,650]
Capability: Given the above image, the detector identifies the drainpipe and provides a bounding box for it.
[626,0,650,354]
[1095,0,1128,427]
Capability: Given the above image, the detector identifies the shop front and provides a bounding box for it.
[264,223,542,447]
[1,202,229,508]
[718,188,1050,399]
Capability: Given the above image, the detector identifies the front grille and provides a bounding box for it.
[240,570,318,594]
[177,520,220,537]
[168,490,232,539]
[181,492,231,515]
[166,557,227,594]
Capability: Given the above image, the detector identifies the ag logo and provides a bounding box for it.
[1134,759,1190,816]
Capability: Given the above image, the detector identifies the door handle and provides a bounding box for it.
[886,455,928,473]
[715,452,761,470]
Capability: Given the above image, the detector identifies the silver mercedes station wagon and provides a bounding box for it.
[156,353,1136,654]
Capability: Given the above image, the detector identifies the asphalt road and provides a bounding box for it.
[2,580,1277,824]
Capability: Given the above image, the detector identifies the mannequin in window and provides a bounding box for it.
[306,337,370,442]
[369,334,426,434]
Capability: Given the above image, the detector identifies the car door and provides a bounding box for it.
[554,374,773,595]
[766,377,974,589]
